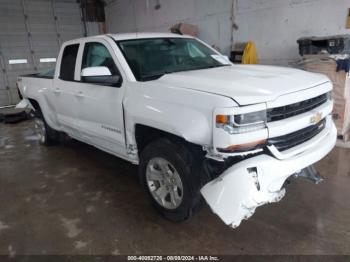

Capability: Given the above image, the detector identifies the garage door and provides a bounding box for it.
[0,0,84,107]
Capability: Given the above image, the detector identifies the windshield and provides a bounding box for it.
[117,37,231,81]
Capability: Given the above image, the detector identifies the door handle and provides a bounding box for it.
[75,91,84,98]
[53,88,61,94]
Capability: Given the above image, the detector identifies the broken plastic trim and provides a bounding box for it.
[200,122,336,228]
[294,165,324,184]
[217,139,266,153]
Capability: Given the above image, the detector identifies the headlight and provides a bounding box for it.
[233,110,267,125]
[216,110,267,134]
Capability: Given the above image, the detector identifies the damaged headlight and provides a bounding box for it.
[216,110,267,134]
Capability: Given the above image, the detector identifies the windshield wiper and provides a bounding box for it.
[140,64,231,81]
[140,70,172,81]
[199,64,232,69]
[171,64,231,74]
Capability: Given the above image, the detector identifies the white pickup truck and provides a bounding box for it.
[17,33,336,228]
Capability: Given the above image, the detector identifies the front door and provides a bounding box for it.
[73,40,126,156]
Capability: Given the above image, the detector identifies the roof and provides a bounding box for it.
[62,32,194,46]
[107,32,193,41]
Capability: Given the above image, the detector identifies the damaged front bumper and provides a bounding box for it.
[201,120,337,228]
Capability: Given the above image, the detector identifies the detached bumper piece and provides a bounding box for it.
[294,165,324,184]
[0,99,31,124]
[201,121,336,228]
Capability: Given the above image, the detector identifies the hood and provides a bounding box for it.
[155,64,330,105]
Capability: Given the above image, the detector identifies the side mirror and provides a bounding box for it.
[81,66,122,87]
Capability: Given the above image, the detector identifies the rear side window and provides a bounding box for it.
[60,44,79,81]
[82,42,119,75]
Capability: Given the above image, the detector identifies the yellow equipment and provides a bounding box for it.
[242,42,259,64]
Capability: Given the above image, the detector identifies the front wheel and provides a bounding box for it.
[146,157,184,210]
[139,138,204,222]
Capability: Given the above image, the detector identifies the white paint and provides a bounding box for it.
[19,34,337,228]
[105,0,234,54]
[152,64,330,105]
[211,54,231,64]
[202,121,337,227]
[81,66,112,77]
[15,99,30,109]
[234,0,350,65]
[110,32,190,41]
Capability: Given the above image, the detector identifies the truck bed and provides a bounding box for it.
[21,68,55,79]
[18,68,54,102]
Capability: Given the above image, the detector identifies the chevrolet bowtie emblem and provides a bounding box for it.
[310,112,322,124]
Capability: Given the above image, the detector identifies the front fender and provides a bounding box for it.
[123,82,236,147]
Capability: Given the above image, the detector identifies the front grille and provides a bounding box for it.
[268,119,326,151]
[267,93,328,122]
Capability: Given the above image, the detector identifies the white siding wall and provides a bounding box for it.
[105,0,234,54]
[235,0,350,65]
[106,0,350,66]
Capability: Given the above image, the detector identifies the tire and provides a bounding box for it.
[139,138,205,222]
[34,109,58,146]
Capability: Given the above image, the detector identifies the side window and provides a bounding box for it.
[82,42,119,75]
[60,44,79,81]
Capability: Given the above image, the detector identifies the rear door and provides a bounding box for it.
[73,39,127,156]
[53,43,82,137]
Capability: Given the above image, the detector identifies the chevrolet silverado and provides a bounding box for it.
[16,33,337,228]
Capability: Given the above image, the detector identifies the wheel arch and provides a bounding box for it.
[27,98,41,114]
[27,97,60,131]
[134,124,205,158]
